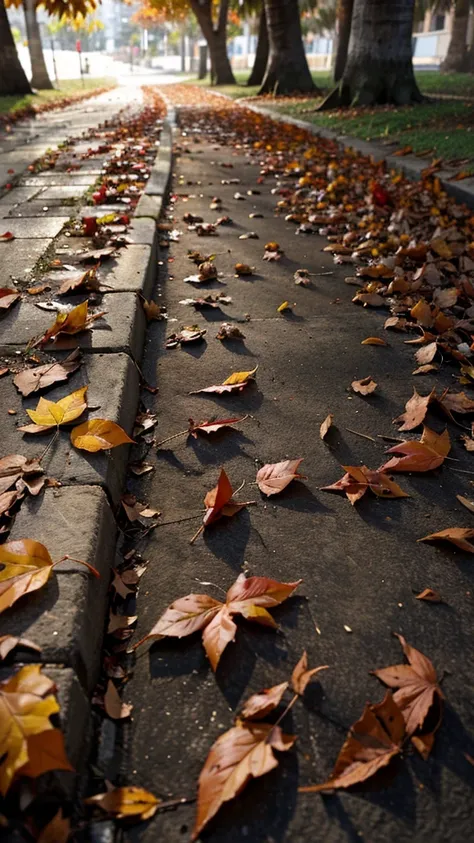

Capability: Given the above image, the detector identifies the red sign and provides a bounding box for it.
[76,39,82,53]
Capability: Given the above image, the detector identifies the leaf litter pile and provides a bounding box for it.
[2,83,474,839]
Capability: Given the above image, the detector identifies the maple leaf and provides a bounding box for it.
[85,786,160,820]
[372,634,443,755]
[34,300,106,347]
[190,366,257,395]
[19,728,73,778]
[351,376,377,395]
[193,721,295,840]
[135,573,300,671]
[70,419,134,452]
[418,527,474,553]
[300,692,404,793]
[321,466,408,504]
[0,665,61,794]
[13,349,81,397]
[20,386,88,434]
[291,651,329,695]
[394,389,435,431]
[256,459,306,496]
[379,427,450,473]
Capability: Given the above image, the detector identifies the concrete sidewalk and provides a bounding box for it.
[119,103,474,843]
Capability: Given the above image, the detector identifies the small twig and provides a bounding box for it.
[154,513,203,528]
[345,427,376,443]
[156,429,189,447]
[190,524,204,545]
[377,434,405,443]
[448,467,474,476]
[311,271,334,276]
[233,479,246,496]
[156,796,195,812]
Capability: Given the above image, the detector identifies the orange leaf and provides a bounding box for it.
[85,786,160,820]
[291,651,329,695]
[0,287,21,311]
[321,466,408,504]
[70,419,134,452]
[20,728,74,778]
[418,527,474,553]
[379,427,450,473]
[361,337,388,346]
[394,389,435,431]
[240,682,289,720]
[351,376,377,395]
[37,808,71,843]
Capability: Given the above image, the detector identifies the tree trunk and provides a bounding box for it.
[180,28,186,73]
[441,0,469,73]
[190,0,236,85]
[322,0,423,108]
[0,0,32,95]
[334,0,354,82]
[23,0,52,89]
[259,0,318,95]
[247,6,269,86]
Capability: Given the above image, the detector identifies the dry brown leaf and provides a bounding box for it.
[37,808,70,843]
[351,376,377,395]
[415,588,442,603]
[418,527,474,553]
[394,389,435,431]
[320,414,334,440]
[104,680,133,720]
[256,459,306,496]
[361,337,388,346]
[456,494,474,514]
[0,288,21,311]
[240,682,289,721]
[85,786,160,820]
[321,465,408,504]
[13,350,81,397]
[0,635,41,661]
[379,427,450,473]
[291,651,329,695]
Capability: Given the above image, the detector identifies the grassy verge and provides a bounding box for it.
[185,70,474,164]
[0,78,115,117]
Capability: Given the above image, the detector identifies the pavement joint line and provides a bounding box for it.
[0,102,175,777]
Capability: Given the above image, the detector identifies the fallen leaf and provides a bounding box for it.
[193,721,295,840]
[188,416,248,437]
[165,326,206,348]
[37,808,70,843]
[85,786,160,820]
[240,682,289,720]
[415,588,442,603]
[291,651,329,695]
[320,414,334,440]
[394,389,435,431]
[436,390,474,420]
[415,342,438,366]
[0,288,21,311]
[27,284,51,296]
[19,728,73,778]
[216,322,245,341]
[0,454,44,496]
[321,465,408,504]
[361,337,388,346]
[0,231,15,241]
[141,298,166,321]
[129,460,154,476]
[412,364,438,375]
[299,692,404,792]
[58,268,98,296]
[21,386,88,433]
[71,419,134,452]
[256,459,306,496]
[372,634,443,754]
[235,263,254,276]
[135,573,300,671]
[13,350,81,397]
[418,527,474,553]
[79,246,115,263]
[351,376,377,395]
[0,665,60,794]
[35,301,105,346]
[104,680,133,720]
[190,366,257,395]
[277,301,290,312]
[379,427,450,473]
[456,494,474,513]
[0,635,41,660]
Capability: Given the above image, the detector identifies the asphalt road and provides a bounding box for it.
[120,99,474,843]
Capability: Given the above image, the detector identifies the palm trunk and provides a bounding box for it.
[322,0,423,108]
[333,0,354,82]
[247,6,269,87]
[23,0,52,89]
[442,0,469,73]
[190,0,236,85]
[259,0,318,95]
[0,0,32,95]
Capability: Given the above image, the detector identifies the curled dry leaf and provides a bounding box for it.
[300,692,404,793]
[436,389,474,420]
[394,389,435,431]
[141,298,166,321]
[456,494,474,514]
[320,413,334,440]
[135,573,301,671]
[34,300,105,347]
[0,231,15,241]
[372,634,443,756]
[351,376,377,395]
[188,416,248,437]
[361,337,388,346]
[165,326,206,348]
[415,588,442,603]
[291,651,329,695]
[379,427,450,473]
[240,682,289,721]
[193,721,295,840]
[322,465,408,504]
[216,322,245,341]
[418,527,474,553]
[20,727,73,779]
[71,419,134,452]
[85,786,160,820]
[0,454,44,496]
[414,342,438,366]
[0,288,21,312]
[37,808,70,843]
[256,459,306,496]
[180,294,232,309]
[0,664,64,794]
[0,634,41,661]
[21,386,88,433]
[104,680,133,720]
[13,349,81,397]
[189,366,257,396]
[235,262,254,276]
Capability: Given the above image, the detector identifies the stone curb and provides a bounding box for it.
[1,114,174,779]
[239,101,474,210]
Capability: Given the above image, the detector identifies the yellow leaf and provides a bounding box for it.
[85,786,160,820]
[222,366,258,386]
[0,665,59,795]
[70,419,134,452]
[361,337,388,346]
[0,539,54,614]
[277,301,290,312]
[26,386,88,430]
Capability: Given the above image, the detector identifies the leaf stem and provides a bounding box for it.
[272,693,299,730]
[38,428,60,464]
[53,555,100,578]
[156,429,189,447]
[190,524,204,545]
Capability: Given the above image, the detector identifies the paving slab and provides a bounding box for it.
[4,201,72,218]
[0,238,52,281]
[0,187,43,205]
[22,174,98,187]
[1,351,139,502]
[0,217,66,239]
[40,185,88,200]
[127,218,157,246]
[0,486,115,691]
[0,291,146,359]
[134,192,163,219]
[49,667,91,771]
[99,244,154,295]
[144,123,173,197]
